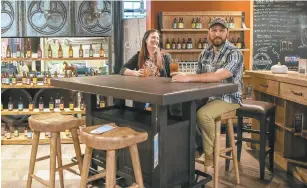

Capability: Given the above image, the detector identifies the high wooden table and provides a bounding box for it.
[51,75,237,188]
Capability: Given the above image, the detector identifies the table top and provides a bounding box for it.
[51,75,237,105]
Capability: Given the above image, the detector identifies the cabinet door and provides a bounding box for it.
[1,0,19,37]
[74,1,112,36]
[24,1,70,37]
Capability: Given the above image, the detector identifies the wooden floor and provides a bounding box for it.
[1,134,306,188]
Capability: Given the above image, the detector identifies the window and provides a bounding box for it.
[123,0,146,18]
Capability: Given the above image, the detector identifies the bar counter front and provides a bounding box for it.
[51,75,237,188]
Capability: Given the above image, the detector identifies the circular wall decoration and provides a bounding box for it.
[28,1,67,35]
[1,1,14,34]
[78,1,112,34]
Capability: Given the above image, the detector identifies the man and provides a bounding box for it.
[171,17,243,167]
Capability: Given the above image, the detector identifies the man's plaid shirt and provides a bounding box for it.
[196,40,244,105]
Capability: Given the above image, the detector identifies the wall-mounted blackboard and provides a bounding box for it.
[253,0,307,70]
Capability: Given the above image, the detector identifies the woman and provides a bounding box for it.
[120,29,172,78]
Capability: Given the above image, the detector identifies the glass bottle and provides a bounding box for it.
[39,97,44,111]
[68,44,73,58]
[8,97,13,111]
[6,45,11,58]
[22,71,27,85]
[198,38,202,49]
[79,44,83,58]
[5,72,10,85]
[1,72,6,84]
[54,71,58,78]
[49,97,54,111]
[16,44,21,58]
[69,97,74,110]
[173,18,178,29]
[99,96,105,108]
[5,125,11,139]
[47,71,52,85]
[176,38,181,49]
[191,18,196,29]
[27,126,32,139]
[28,97,34,111]
[14,127,19,137]
[59,96,64,111]
[58,44,63,58]
[165,38,171,49]
[48,44,52,58]
[32,71,37,85]
[99,44,104,57]
[11,72,17,85]
[26,72,31,85]
[18,97,23,111]
[27,39,32,58]
[182,38,186,49]
[89,44,94,57]
[171,38,176,49]
[43,72,48,85]
[80,97,85,110]
[55,93,60,109]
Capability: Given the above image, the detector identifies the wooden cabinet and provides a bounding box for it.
[246,70,307,184]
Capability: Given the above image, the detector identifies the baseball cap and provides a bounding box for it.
[208,17,228,29]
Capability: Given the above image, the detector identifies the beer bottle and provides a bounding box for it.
[22,71,27,85]
[39,97,44,111]
[11,72,16,85]
[28,97,34,111]
[182,38,186,49]
[176,38,181,50]
[89,44,94,57]
[32,71,37,85]
[165,38,171,49]
[43,72,48,85]
[14,127,19,137]
[47,71,52,85]
[6,45,11,58]
[191,18,196,29]
[198,38,202,49]
[68,44,73,58]
[18,97,23,111]
[37,44,42,58]
[171,38,176,49]
[173,18,178,29]
[80,97,85,110]
[59,96,64,111]
[79,44,83,58]
[16,44,21,58]
[27,39,32,58]
[69,97,74,110]
[8,97,13,111]
[58,44,63,58]
[99,44,104,57]
[48,44,52,58]
[49,97,54,111]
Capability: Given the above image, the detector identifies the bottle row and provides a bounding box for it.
[171,16,236,29]
[4,43,105,58]
[2,96,84,112]
[2,124,73,139]
[165,38,209,50]
[1,69,100,86]
[1,95,106,112]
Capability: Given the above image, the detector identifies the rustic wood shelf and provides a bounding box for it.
[1,83,55,89]
[1,108,85,115]
[161,28,250,32]
[1,57,108,61]
[1,132,74,145]
[162,49,249,53]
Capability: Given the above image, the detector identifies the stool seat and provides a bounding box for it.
[29,114,82,132]
[81,124,148,150]
[236,99,275,115]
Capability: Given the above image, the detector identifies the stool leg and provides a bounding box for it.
[227,119,240,184]
[26,131,40,188]
[214,118,221,188]
[106,150,116,188]
[129,144,144,188]
[225,128,231,171]
[237,116,244,162]
[269,115,275,172]
[56,133,64,188]
[71,128,83,172]
[80,146,93,188]
[259,117,266,180]
[50,132,58,188]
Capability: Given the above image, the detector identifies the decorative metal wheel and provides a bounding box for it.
[78,1,112,34]
[1,1,14,34]
[28,1,67,35]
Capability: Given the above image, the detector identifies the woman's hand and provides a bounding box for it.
[170,72,185,77]
[134,69,145,77]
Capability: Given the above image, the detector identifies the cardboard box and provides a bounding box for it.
[298,59,307,74]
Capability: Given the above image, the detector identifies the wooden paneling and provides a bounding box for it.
[280,83,307,106]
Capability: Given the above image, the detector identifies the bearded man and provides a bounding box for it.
[171,17,244,167]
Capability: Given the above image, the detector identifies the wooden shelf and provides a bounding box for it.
[1,108,85,115]
[2,83,55,89]
[161,28,250,32]
[1,132,74,145]
[162,48,249,53]
[1,57,108,61]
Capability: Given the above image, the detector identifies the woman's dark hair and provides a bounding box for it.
[138,29,163,70]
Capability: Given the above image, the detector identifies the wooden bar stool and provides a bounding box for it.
[232,99,275,180]
[26,114,83,188]
[80,124,148,188]
[213,110,240,188]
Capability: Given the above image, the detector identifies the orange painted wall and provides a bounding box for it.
[146,1,251,69]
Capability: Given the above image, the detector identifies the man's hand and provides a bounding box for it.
[171,74,191,82]
[134,69,145,77]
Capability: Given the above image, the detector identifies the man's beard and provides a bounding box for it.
[210,37,226,47]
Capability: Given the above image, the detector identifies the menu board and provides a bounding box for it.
[253,0,307,70]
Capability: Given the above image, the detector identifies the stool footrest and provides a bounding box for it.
[87,170,106,182]
[31,174,49,187]
[220,154,233,160]
[266,148,272,155]
[66,167,80,176]
[242,128,260,134]
[56,162,78,172]
[235,137,260,144]
[220,147,233,154]
[36,155,50,162]
[127,184,140,188]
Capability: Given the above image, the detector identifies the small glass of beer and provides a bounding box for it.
[170,59,179,74]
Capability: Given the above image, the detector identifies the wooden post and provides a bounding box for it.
[50,132,58,188]
[26,131,40,188]
[129,144,144,188]
[80,146,93,188]
[214,117,221,188]
[106,150,116,188]
[227,119,240,184]
[56,133,64,188]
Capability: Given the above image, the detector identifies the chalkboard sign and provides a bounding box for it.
[253,0,307,70]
